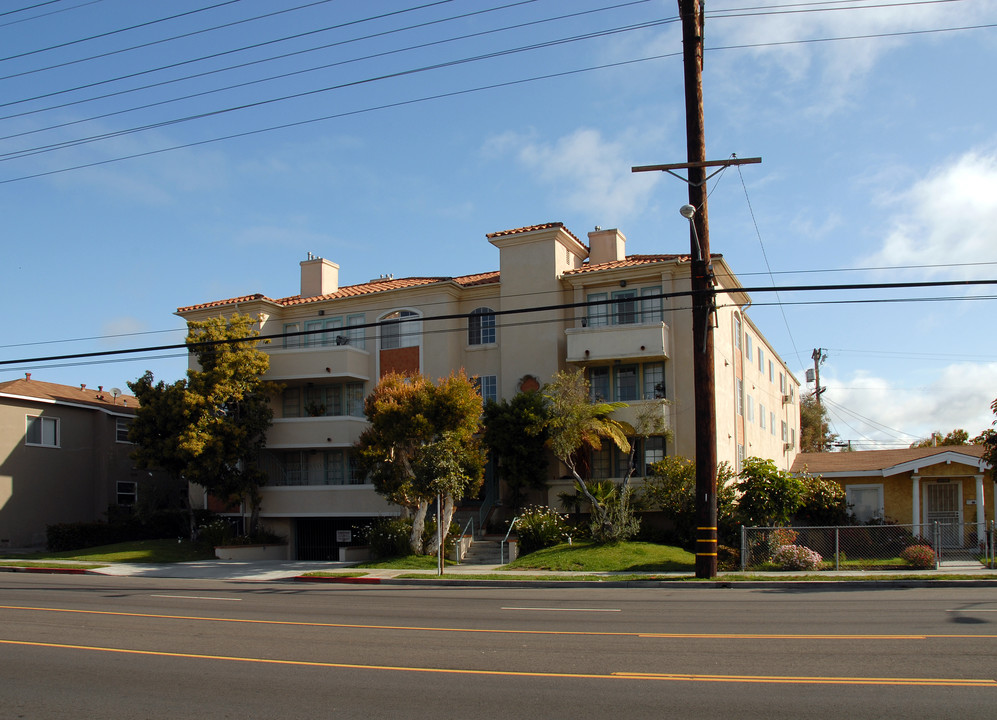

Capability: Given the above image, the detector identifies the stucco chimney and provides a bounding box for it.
[587,228,627,265]
[300,254,339,297]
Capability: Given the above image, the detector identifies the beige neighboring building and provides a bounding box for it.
[177,222,800,560]
[0,375,162,548]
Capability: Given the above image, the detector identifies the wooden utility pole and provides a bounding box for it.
[811,348,827,410]
[633,0,760,579]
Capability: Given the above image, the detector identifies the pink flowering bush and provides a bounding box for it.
[771,544,823,571]
[900,544,936,569]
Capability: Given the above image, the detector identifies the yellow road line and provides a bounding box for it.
[0,639,993,688]
[2,605,996,641]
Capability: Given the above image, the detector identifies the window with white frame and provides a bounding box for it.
[770,411,776,435]
[746,395,754,423]
[758,347,764,372]
[116,480,137,506]
[736,379,743,416]
[745,334,753,360]
[768,360,774,383]
[380,309,420,349]
[781,420,788,442]
[733,313,742,350]
[473,375,498,403]
[586,292,609,327]
[26,415,59,447]
[115,418,133,443]
[759,403,766,429]
[468,307,496,345]
[846,484,884,523]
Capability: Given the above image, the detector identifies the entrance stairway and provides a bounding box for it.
[457,537,506,566]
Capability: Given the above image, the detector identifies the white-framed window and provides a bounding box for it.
[736,379,744,416]
[640,286,663,324]
[733,313,742,350]
[770,411,776,435]
[759,404,766,429]
[587,292,609,327]
[736,444,745,472]
[745,334,753,360]
[846,484,884,523]
[613,364,639,402]
[473,375,498,403]
[115,418,132,443]
[779,372,787,394]
[380,309,420,349]
[116,480,137,506]
[768,360,774,383]
[758,347,764,372]
[781,420,788,442]
[468,307,496,346]
[26,415,59,447]
[746,395,754,423]
[345,313,366,349]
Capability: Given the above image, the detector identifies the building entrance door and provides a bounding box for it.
[924,482,962,548]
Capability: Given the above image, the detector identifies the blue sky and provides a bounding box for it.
[2,0,996,449]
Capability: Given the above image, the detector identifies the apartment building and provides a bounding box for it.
[177,222,799,559]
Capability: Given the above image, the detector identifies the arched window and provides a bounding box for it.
[468,307,496,346]
[380,309,420,349]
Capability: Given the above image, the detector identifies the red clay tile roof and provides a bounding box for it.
[485,222,584,247]
[0,376,139,412]
[178,273,504,314]
[564,254,690,275]
[792,445,989,475]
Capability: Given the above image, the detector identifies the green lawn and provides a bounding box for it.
[354,554,449,570]
[0,539,217,565]
[506,541,695,572]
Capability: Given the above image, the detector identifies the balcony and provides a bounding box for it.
[266,344,370,381]
[565,322,669,363]
[608,399,672,431]
[267,416,367,448]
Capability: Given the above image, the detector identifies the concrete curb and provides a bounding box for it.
[0,565,93,575]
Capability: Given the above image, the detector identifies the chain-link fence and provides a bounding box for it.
[740,522,996,571]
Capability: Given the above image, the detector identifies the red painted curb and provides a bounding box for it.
[294,576,382,584]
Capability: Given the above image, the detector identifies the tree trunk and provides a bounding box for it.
[425,493,455,556]
[409,500,429,554]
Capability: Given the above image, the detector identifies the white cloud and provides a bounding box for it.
[483,127,662,222]
[823,361,997,448]
[864,150,997,278]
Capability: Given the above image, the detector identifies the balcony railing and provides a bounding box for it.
[266,344,370,380]
[565,322,669,363]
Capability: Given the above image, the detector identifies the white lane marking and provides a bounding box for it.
[946,609,997,612]
[501,607,620,612]
[150,595,242,602]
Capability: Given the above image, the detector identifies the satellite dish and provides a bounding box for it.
[110,387,122,400]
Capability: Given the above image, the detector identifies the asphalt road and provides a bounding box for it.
[1,574,995,719]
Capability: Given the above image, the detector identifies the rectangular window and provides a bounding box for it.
[282,388,300,418]
[115,418,132,443]
[737,444,745,472]
[746,395,754,423]
[612,290,638,325]
[736,380,743,416]
[345,314,365,349]
[846,484,884,523]
[733,315,742,349]
[324,451,345,485]
[282,451,305,485]
[325,385,344,416]
[779,372,786,394]
[304,386,327,416]
[768,360,774,383]
[116,480,137,506]
[589,367,610,402]
[473,375,498,404]
[640,286,663,324]
[345,383,365,417]
[283,322,300,349]
[613,364,639,402]
[759,404,766,429]
[304,319,324,347]
[643,436,666,475]
[770,411,776,435]
[758,347,764,372]
[745,334,753,360]
[781,420,788,442]
[642,362,665,399]
[26,415,59,447]
[586,292,609,327]
[590,446,611,479]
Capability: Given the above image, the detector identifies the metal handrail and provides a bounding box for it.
[456,517,474,564]
[500,516,519,565]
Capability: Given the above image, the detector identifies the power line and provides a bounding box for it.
[3,276,996,367]
[0,0,106,30]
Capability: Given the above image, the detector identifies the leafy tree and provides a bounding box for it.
[734,457,805,527]
[793,471,850,526]
[799,394,837,453]
[980,399,997,471]
[355,372,485,555]
[542,369,640,542]
[641,457,737,547]
[910,428,969,448]
[482,390,550,509]
[128,312,277,539]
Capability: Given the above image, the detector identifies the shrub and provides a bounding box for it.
[357,517,413,559]
[516,505,571,556]
[900,544,936,569]
[771,544,823,571]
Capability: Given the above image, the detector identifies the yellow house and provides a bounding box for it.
[792,446,993,549]
[177,223,800,559]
